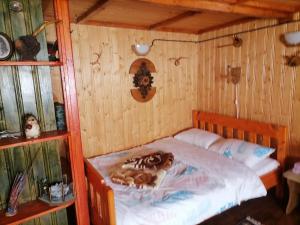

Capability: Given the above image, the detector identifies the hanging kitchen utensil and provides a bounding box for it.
[14,20,59,61]
[217,36,243,48]
[0,32,14,61]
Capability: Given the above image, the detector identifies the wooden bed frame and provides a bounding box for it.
[85,110,287,225]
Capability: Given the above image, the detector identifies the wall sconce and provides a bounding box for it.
[131,44,151,56]
[281,31,300,46]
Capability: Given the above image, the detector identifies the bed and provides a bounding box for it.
[84,110,287,225]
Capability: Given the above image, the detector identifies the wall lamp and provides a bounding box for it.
[131,44,151,56]
[282,31,300,46]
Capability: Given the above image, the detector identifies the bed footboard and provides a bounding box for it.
[85,159,116,225]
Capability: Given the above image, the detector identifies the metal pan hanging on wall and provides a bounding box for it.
[0,32,14,61]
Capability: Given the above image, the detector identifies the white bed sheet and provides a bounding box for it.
[89,137,266,225]
[252,157,279,176]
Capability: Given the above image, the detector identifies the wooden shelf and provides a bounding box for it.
[0,130,69,150]
[0,199,75,225]
[0,61,63,67]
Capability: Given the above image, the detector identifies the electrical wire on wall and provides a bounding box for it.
[145,18,300,120]
[149,18,300,47]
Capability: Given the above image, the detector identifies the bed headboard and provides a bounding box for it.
[192,110,287,170]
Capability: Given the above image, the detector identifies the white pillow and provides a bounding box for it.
[208,138,275,168]
[174,128,223,149]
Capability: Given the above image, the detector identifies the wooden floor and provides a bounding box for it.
[201,194,300,225]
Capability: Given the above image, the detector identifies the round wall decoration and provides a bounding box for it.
[0,32,14,61]
[129,58,156,103]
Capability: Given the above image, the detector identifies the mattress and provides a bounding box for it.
[252,157,279,176]
[89,137,266,225]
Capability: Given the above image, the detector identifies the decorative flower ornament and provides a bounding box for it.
[129,58,157,102]
[133,62,154,98]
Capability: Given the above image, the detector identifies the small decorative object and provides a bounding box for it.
[0,130,21,139]
[220,66,241,84]
[15,20,59,61]
[168,57,188,66]
[217,36,243,48]
[47,40,59,61]
[129,58,156,102]
[284,51,300,67]
[5,172,26,216]
[50,182,69,200]
[54,102,66,130]
[0,32,14,61]
[38,175,74,205]
[133,62,154,98]
[5,145,42,217]
[23,113,41,139]
[90,51,102,66]
[9,0,23,12]
[292,162,300,174]
[38,178,49,197]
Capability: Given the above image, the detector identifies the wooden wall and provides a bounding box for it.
[70,15,300,160]
[197,14,300,159]
[71,25,199,157]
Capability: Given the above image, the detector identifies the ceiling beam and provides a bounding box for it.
[76,0,109,23]
[236,0,297,13]
[149,11,199,30]
[137,0,290,18]
[84,20,197,34]
[197,17,254,34]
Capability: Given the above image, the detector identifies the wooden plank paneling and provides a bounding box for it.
[197,13,300,158]
[69,13,300,160]
[72,25,199,157]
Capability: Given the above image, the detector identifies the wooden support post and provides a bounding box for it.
[53,0,90,224]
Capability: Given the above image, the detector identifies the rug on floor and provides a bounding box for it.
[237,216,263,225]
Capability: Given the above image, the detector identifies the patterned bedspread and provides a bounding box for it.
[89,137,266,225]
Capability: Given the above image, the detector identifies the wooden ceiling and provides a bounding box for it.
[43,0,300,34]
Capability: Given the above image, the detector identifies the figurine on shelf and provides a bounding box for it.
[23,113,41,139]
[38,174,74,205]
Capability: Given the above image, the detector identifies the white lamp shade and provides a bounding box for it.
[132,44,151,56]
[284,31,300,45]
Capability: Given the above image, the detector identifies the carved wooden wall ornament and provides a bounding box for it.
[129,58,156,102]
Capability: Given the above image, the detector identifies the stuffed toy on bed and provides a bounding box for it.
[110,151,174,189]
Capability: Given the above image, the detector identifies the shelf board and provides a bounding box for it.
[0,199,75,225]
[0,130,69,150]
[0,61,63,66]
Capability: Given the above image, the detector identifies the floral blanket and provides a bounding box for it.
[110,151,174,189]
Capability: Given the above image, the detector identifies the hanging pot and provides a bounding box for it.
[14,20,59,61]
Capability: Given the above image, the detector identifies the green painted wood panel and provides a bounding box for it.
[0,0,68,224]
